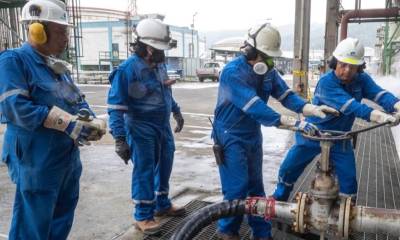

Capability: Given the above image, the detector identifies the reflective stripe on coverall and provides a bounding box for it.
[0,43,91,240]
[213,55,307,238]
[107,54,180,221]
[273,70,400,201]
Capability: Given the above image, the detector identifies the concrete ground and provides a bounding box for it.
[0,78,307,240]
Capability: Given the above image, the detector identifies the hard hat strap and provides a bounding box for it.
[248,23,268,49]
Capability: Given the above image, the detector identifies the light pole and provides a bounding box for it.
[191,12,197,58]
[190,12,197,78]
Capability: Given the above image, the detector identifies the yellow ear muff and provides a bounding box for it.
[29,22,47,45]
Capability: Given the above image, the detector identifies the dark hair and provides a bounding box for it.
[242,43,258,60]
[328,56,337,70]
[132,40,148,58]
[328,56,365,73]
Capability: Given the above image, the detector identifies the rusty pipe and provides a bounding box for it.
[340,8,400,40]
[350,206,400,237]
[246,197,297,223]
[274,201,297,222]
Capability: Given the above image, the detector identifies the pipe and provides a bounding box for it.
[340,8,400,40]
[274,201,297,222]
[350,206,400,237]
[170,200,246,240]
[171,198,297,240]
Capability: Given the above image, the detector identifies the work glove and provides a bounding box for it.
[393,102,400,124]
[115,137,131,164]
[369,109,398,126]
[173,111,184,133]
[302,103,339,118]
[43,106,107,145]
[279,115,319,135]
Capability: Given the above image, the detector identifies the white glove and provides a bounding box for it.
[369,110,397,125]
[394,101,400,112]
[302,103,339,119]
[44,106,107,144]
[392,102,400,123]
[279,115,319,135]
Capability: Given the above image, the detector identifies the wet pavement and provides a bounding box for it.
[0,81,297,239]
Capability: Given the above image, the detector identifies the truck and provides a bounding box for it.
[195,62,223,82]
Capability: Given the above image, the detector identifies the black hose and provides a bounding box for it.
[170,200,246,240]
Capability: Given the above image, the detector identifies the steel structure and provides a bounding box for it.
[65,0,83,80]
[0,0,26,51]
[323,0,340,73]
[0,0,83,81]
[382,0,400,75]
[126,0,137,55]
[292,0,311,100]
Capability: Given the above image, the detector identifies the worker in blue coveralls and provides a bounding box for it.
[0,0,107,239]
[212,23,339,240]
[272,37,400,203]
[107,18,185,234]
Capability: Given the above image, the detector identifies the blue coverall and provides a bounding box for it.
[0,43,91,240]
[273,70,400,201]
[213,55,307,238]
[107,54,180,221]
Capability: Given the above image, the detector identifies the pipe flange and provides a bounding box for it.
[337,198,346,237]
[343,197,352,239]
[293,192,303,232]
[298,193,308,233]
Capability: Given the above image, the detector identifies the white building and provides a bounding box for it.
[77,7,206,77]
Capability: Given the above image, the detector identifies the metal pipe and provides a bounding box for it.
[348,18,399,23]
[350,206,400,237]
[340,8,400,40]
[319,141,332,172]
[274,201,297,222]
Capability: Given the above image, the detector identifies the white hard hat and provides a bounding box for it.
[246,23,282,57]
[134,18,177,50]
[21,0,71,26]
[333,38,365,65]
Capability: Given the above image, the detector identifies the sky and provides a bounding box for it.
[80,0,386,31]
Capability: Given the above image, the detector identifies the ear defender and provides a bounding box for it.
[27,4,46,45]
[29,22,47,45]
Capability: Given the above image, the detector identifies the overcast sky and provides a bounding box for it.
[80,0,386,31]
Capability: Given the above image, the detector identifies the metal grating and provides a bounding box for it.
[145,121,400,240]
[291,121,400,240]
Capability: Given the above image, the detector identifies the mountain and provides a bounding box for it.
[202,22,381,51]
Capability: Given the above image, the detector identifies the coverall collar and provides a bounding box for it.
[239,55,253,71]
[21,43,48,66]
[238,55,263,79]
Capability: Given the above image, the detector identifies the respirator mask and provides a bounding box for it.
[46,56,72,75]
[253,56,275,75]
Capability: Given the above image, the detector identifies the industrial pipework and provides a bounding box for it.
[340,7,400,40]
[171,124,400,240]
